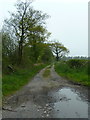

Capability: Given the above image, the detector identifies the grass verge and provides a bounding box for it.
[2,64,47,96]
[43,68,50,78]
[55,61,90,86]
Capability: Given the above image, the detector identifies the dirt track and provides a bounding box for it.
[2,65,88,118]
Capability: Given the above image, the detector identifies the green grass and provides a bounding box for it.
[43,68,51,78]
[2,64,47,96]
[55,60,90,86]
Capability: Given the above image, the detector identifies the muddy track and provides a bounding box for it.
[2,65,88,118]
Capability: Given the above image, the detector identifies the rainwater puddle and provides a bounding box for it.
[49,87,88,118]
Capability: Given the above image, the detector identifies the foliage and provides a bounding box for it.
[4,0,50,64]
[55,60,89,86]
[2,32,18,73]
[67,59,86,69]
[43,68,50,78]
[38,44,54,63]
[1,0,71,98]
[1,0,53,71]
[2,64,47,96]
[49,41,69,61]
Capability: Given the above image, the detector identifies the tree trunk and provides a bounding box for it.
[56,52,59,61]
[18,44,22,64]
[18,17,24,64]
[18,39,23,64]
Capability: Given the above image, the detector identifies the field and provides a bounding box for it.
[55,59,90,86]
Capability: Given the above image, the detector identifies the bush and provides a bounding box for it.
[67,59,84,69]
[55,60,89,86]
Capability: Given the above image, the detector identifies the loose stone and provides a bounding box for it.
[46,104,49,107]
[44,111,47,114]
[37,109,39,112]
[46,114,49,117]
[21,105,25,107]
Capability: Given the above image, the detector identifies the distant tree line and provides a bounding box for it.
[61,56,88,61]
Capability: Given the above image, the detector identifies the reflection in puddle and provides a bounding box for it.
[50,87,88,118]
[3,86,89,118]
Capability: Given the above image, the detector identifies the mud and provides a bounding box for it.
[2,65,89,118]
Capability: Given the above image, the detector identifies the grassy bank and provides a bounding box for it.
[43,69,50,78]
[2,64,47,96]
[55,60,89,86]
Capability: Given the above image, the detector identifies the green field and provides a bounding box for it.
[55,59,89,86]
[2,64,47,96]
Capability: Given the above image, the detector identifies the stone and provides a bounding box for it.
[48,107,52,111]
[46,114,49,117]
[46,104,49,107]
[21,105,25,107]
[37,109,39,112]
[44,111,47,114]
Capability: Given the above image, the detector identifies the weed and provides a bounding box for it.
[43,68,50,78]
[2,64,47,96]
[55,60,89,86]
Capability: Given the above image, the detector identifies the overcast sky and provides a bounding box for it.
[0,0,88,57]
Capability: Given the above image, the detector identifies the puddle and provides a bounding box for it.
[3,86,89,118]
[49,87,88,118]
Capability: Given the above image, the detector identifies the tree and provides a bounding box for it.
[37,43,54,63]
[27,27,51,62]
[50,42,69,61]
[4,0,50,64]
[4,1,31,64]
[1,31,18,73]
[2,32,16,58]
